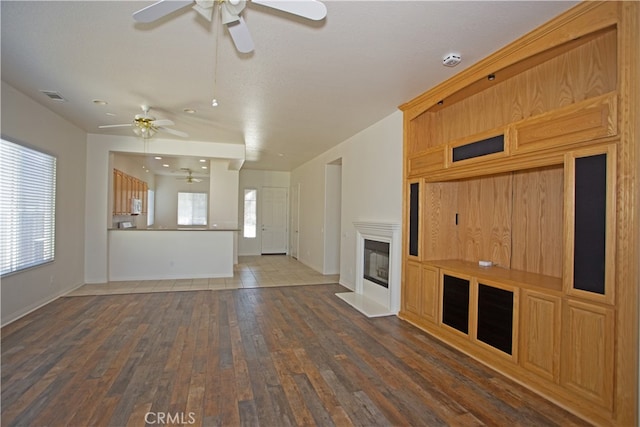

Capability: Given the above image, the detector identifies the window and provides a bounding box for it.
[177,192,207,226]
[243,189,257,238]
[0,138,57,276]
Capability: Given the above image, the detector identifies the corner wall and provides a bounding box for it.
[291,111,403,286]
[1,82,87,326]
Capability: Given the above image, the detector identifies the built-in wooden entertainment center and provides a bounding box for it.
[398,2,638,425]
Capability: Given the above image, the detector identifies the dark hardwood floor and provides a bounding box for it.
[1,284,589,426]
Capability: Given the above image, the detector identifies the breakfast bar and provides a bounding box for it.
[108,228,237,281]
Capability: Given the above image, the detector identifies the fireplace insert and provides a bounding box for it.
[364,239,390,288]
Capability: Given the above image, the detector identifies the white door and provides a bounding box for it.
[290,184,300,259]
[261,187,288,254]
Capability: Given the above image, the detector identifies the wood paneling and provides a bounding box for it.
[423,181,458,261]
[429,29,617,147]
[511,166,564,277]
[456,174,512,267]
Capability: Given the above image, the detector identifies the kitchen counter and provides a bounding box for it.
[109,227,239,231]
[108,228,236,281]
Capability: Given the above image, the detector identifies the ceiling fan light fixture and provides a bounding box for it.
[211,98,219,107]
[133,124,157,139]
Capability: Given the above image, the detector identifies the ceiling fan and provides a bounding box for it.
[98,105,189,139]
[132,0,327,53]
[177,168,204,183]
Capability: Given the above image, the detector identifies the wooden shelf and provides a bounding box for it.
[426,260,562,294]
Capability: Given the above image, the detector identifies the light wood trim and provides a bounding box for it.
[614,3,640,426]
[472,278,519,363]
[561,299,615,410]
[427,259,562,295]
[520,290,561,382]
[563,143,616,305]
[407,146,446,177]
[514,93,617,154]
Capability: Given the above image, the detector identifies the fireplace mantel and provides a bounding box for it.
[336,221,401,317]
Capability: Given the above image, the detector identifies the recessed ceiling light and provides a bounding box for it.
[105,112,116,116]
[199,159,206,162]
[201,166,208,169]
[92,99,108,105]
[162,164,170,167]
[155,156,163,160]
[183,108,197,114]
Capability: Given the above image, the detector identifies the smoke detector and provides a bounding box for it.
[442,53,461,67]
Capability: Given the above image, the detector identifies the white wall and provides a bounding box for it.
[1,82,87,326]
[84,133,244,283]
[154,174,209,228]
[209,159,240,229]
[323,162,342,274]
[238,170,290,256]
[291,110,403,287]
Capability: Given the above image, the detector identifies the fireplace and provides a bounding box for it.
[336,221,400,317]
[364,239,389,288]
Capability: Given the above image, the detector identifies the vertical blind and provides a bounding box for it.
[177,192,207,226]
[0,138,57,276]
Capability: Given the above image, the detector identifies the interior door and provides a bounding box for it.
[262,187,288,254]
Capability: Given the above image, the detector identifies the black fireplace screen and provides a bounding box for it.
[364,239,390,288]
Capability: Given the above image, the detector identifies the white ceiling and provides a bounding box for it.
[1,0,578,172]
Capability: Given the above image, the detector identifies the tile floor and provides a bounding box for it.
[65,255,340,296]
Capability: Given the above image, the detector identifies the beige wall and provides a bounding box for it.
[1,81,87,326]
[291,110,403,283]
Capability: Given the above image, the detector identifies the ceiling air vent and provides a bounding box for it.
[40,90,67,102]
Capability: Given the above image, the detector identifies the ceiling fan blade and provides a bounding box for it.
[157,127,189,138]
[226,16,254,53]
[98,124,133,129]
[151,119,174,126]
[132,0,194,23]
[251,0,327,21]
[193,0,215,21]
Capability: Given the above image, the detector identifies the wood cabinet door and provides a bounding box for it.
[520,290,560,382]
[403,261,422,316]
[421,265,439,324]
[561,299,614,410]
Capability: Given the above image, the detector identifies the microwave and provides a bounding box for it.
[131,198,142,215]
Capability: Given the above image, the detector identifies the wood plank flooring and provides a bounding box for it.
[2,284,589,426]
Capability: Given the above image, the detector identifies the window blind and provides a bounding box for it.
[0,138,57,276]
[177,192,207,226]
